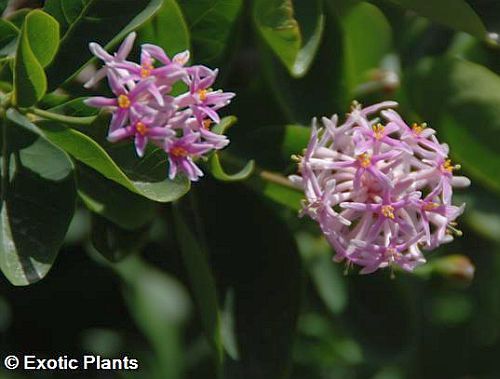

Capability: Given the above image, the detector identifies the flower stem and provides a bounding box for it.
[29,108,96,126]
[259,170,298,190]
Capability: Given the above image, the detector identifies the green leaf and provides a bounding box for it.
[197,182,303,378]
[0,0,8,14]
[179,0,243,64]
[44,0,164,90]
[113,255,191,379]
[12,10,59,107]
[388,0,487,40]
[237,123,309,170]
[0,19,19,57]
[48,97,99,117]
[407,58,500,192]
[341,2,392,94]
[212,115,237,135]
[138,0,190,57]
[23,10,60,67]
[0,120,76,285]
[77,164,156,230]
[172,199,224,367]
[13,14,47,107]
[344,274,417,362]
[209,153,254,182]
[6,109,190,203]
[6,9,30,29]
[253,0,325,77]
[90,214,148,262]
[457,187,500,243]
[297,233,347,315]
[261,13,346,123]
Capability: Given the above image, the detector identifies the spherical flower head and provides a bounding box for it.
[290,101,471,274]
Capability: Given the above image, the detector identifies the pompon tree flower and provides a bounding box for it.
[290,101,471,274]
[84,32,235,182]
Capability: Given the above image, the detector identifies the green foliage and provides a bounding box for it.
[138,0,190,57]
[408,58,500,193]
[7,110,191,202]
[44,0,164,89]
[0,120,76,285]
[388,0,487,40]
[0,19,18,57]
[253,0,325,77]
[1,1,500,378]
[179,0,243,64]
[341,2,392,94]
[173,199,224,370]
[13,10,59,107]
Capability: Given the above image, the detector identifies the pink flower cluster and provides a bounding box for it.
[290,101,470,274]
[84,33,234,182]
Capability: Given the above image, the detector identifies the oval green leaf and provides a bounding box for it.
[179,0,243,64]
[0,19,19,57]
[139,0,190,57]
[7,109,190,203]
[0,120,76,286]
[389,0,487,40]
[254,0,325,77]
[172,201,224,368]
[45,0,164,90]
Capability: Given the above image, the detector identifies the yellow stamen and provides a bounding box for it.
[447,224,463,237]
[140,61,154,78]
[423,202,439,212]
[198,89,208,101]
[372,123,385,140]
[412,122,427,135]
[358,153,372,168]
[135,121,148,136]
[381,205,395,219]
[441,159,460,173]
[117,94,131,109]
[202,119,212,130]
[170,146,189,158]
[173,54,189,65]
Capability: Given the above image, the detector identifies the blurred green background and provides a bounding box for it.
[1,0,500,378]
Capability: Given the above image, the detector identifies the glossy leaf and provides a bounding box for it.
[197,182,303,378]
[209,153,254,182]
[344,274,417,361]
[77,164,156,230]
[0,0,8,14]
[254,0,325,77]
[12,9,59,107]
[262,14,345,123]
[6,109,190,203]
[457,187,500,243]
[90,214,148,262]
[0,121,76,285]
[48,97,99,117]
[408,58,500,192]
[113,255,191,379]
[179,0,243,64]
[341,2,392,94]
[0,19,18,57]
[172,200,224,367]
[139,0,190,57]
[13,12,47,107]
[23,10,60,67]
[388,0,487,40]
[297,233,347,315]
[44,0,164,90]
